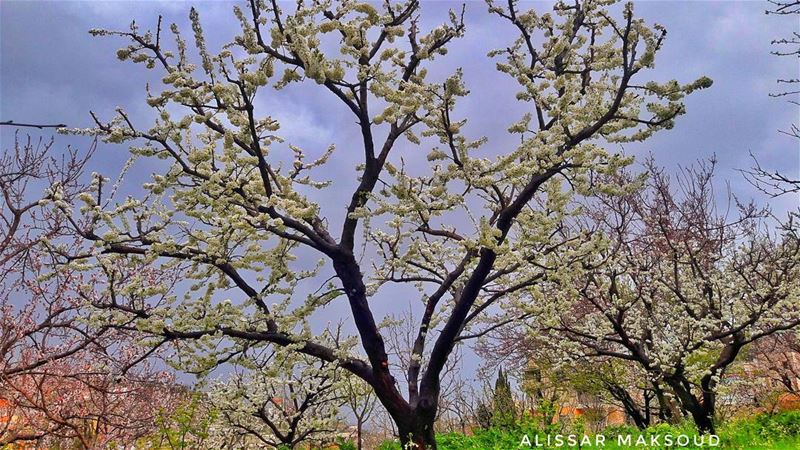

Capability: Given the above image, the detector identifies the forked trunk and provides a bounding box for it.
[665,376,716,435]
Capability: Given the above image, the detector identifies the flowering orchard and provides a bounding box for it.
[514,160,800,434]
[47,0,723,447]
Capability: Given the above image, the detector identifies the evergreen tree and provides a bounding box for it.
[492,368,517,428]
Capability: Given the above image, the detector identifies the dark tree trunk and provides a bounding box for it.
[665,376,715,434]
[700,374,718,428]
[623,403,649,430]
[333,254,439,446]
[393,395,439,450]
[653,384,675,423]
[664,340,743,434]
[397,417,438,450]
[607,383,649,429]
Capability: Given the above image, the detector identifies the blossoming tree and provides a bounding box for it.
[0,134,179,448]
[477,325,673,429]
[524,160,800,433]
[63,0,711,446]
[207,346,346,449]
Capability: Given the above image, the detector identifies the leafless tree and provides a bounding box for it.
[343,375,379,450]
[741,1,800,195]
[767,0,800,98]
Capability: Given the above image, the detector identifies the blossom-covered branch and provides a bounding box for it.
[62,1,711,447]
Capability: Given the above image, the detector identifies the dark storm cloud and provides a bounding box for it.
[2,1,796,200]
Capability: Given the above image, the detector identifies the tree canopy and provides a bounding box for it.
[51,0,717,447]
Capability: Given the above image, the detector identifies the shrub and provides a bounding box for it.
[335,437,358,450]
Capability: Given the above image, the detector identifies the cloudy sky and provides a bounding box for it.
[1,0,799,380]
[2,1,798,201]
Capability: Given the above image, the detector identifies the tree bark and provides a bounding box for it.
[607,383,649,429]
[653,384,675,423]
[664,340,744,434]
[330,252,444,448]
[356,419,363,450]
[665,376,715,434]
[397,413,438,450]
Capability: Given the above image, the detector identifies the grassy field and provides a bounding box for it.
[375,411,800,449]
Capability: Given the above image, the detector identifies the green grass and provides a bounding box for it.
[376,411,800,449]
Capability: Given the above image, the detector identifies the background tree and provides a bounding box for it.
[206,347,347,449]
[1,134,88,381]
[730,332,800,412]
[138,393,217,450]
[1,362,181,449]
[343,374,378,450]
[0,133,179,448]
[62,0,710,447]
[525,160,800,433]
[433,374,477,435]
[767,0,800,99]
[479,326,673,429]
[380,307,467,434]
[490,368,517,429]
[743,0,799,195]
[565,358,668,429]
[752,333,800,396]
[473,399,492,431]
